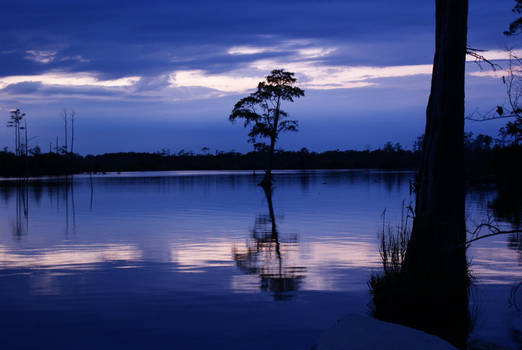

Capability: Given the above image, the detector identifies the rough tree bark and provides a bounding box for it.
[402,0,470,347]
[407,0,468,274]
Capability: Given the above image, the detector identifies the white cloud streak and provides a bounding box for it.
[169,43,434,93]
[0,72,141,89]
[2,44,518,101]
[466,49,522,62]
[170,58,433,92]
[169,70,261,93]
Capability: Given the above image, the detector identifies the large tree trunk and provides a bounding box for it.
[402,0,470,347]
[408,0,468,271]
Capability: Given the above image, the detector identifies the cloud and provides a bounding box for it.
[253,59,433,90]
[466,49,522,78]
[169,44,520,95]
[25,50,57,63]
[0,0,516,103]
[1,43,515,103]
[169,43,434,93]
[466,49,522,62]
[468,67,522,79]
[227,46,276,55]
[2,81,43,94]
[60,55,90,63]
[169,70,261,93]
[0,0,438,79]
[227,41,335,59]
[0,72,141,90]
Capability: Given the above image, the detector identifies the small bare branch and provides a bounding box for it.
[466,218,522,246]
[466,47,503,71]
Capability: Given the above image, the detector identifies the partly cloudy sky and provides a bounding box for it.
[0,0,519,154]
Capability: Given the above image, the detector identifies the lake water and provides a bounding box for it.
[0,170,520,349]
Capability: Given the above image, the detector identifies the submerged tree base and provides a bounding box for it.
[369,268,471,349]
[369,218,472,349]
[258,173,272,189]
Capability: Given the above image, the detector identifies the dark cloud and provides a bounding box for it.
[2,82,43,94]
[1,83,128,98]
[0,1,515,80]
[0,1,441,78]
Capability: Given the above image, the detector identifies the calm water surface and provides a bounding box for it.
[0,170,520,349]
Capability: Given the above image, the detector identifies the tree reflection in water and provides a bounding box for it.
[233,186,306,300]
[12,180,29,239]
[489,183,522,261]
[1,178,78,239]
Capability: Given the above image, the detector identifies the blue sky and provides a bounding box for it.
[0,0,519,154]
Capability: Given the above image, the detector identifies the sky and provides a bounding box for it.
[0,0,520,154]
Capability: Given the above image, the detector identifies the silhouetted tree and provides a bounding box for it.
[22,120,28,157]
[229,69,304,187]
[70,109,75,155]
[62,109,68,154]
[371,1,471,348]
[468,3,521,144]
[469,49,521,145]
[405,0,470,346]
[29,145,41,155]
[497,51,521,145]
[504,0,522,36]
[7,108,25,156]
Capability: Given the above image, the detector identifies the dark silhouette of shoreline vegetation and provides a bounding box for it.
[1,135,519,180]
[0,145,414,177]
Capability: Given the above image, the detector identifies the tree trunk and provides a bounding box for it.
[16,122,20,156]
[261,97,281,187]
[408,0,468,269]
[71,113,75,155]
[64,112,68,154]
[24,120,28,157]
[263,185,277,235]
[402,0,470,347]
[262,135,276,186]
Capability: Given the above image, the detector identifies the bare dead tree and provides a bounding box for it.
[62,109,68,154]
[23,120,28,157]
[468,50,521,119]
[7,108,25,156]
[70,109,75,155]
[466,1,521,146]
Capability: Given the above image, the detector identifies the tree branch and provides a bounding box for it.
[466,47,502,71]
[466,220,521,246]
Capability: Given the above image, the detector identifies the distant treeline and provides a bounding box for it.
[0,136,519,181]
[0,147,417,177]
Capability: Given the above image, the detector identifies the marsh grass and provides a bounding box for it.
[377,202,411,275]
[368,201,412,320]
[368,201,473,349]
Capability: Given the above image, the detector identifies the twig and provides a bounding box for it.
[466,230,521,245]
[466,47,503,71]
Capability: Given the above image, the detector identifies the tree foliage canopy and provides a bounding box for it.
[229,69,304,147]
[504,0,522,36]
